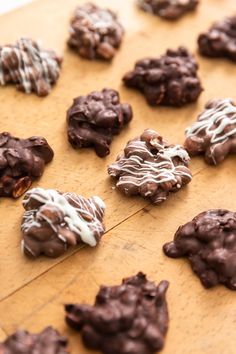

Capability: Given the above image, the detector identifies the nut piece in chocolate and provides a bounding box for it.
[0,38,62,96]
[163,210,236,290]
[67,88,133,157]
[138,0,199,20]
[65,272,169,354]
[108,129,192,204]
[123,47,202,106]
[21,187,105,258]
[0,326,69,354]
[68,3,124,60]
[198,16,236,62]
[185,98,236,165]
[0,132,54,198]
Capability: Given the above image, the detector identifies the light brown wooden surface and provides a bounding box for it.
[0,0,236,353]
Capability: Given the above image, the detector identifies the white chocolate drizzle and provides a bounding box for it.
[0,38,60,94]
[22,188,105,247]
[109,130,191,189]
[185,98,236,145]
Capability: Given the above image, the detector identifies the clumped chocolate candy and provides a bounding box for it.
[65,272,169,354]
[138,0,199,20]
[0,38,62,96]
[108,129,192,204]
[0,132,53,198]
[123,47,202,106]
[163,210,236,290]
[21,187,105,258]
[0,326,69,354]
[68,3,124,60]
[198,16,236,62]
[185,98,236,165]
[67,88,133,157]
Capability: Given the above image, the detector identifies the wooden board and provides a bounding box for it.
[0,0,236,353]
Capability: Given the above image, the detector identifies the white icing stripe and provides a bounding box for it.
[22,188,105,247]
[109,130,191,188]
[0,38,60,93]
[186,98,236,144]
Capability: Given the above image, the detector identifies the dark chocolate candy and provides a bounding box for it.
[65,272,169,354]
[163,209,236,290]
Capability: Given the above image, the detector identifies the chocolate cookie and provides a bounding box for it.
[123,47,202,106]
[0,132,53,198]
[185,98,236,165]
[0,326,69,354]
[163,209,236,290]
[65,272,169,354]
[67,88,133,157]
[0,38,62,96]
[68,3,124,60]
[21,187,105,258]
[138,0,199,20]
[198,16,236,62]
[108,129,192,203]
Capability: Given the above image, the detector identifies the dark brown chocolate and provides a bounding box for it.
[67,88,133,157]
[138,0,199,20]
[0,326,69,354]
[108,129,192,203]
[198,16,236,62]
[68,3,124,60]
[163,209,236,290]
[0,132,53,198]
[0,38,62,96]
[123,47,202,106]
[185,98,236,165]
[65,272,169,354]
[21,187,105,258]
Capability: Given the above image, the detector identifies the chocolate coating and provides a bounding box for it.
[138,0,198,20]
[68,3,124,60]
[163,209,236,290]
[67,88,133,157]
[21,187,105,258]
[0,132,53,198]
[108,129,192,204]
[0,38,62,96]
[65,272,169,354]
[0,326,69,354]
[185,98,236,165]
[198,16,236,62]
[123,47,202,106]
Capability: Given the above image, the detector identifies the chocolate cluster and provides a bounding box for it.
[65,272,169,354]
[0,327,69,354]
[0,132,53,198]
[68,3,124,60]
[21,187,105,258]
[138,0,199,20]
[108,129,192,203]
[123,47,202,106]
[67,88,133,157]
[0,38,62,96]
[185,98,236,165]
[198,16,236,62]
[163,209,236,290]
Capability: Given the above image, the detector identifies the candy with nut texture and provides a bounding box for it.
[0,326,69,353]
[67,88,133,157]
[0,132,53,198]
[65,272,169,354]
[163,209,236,290]
[108,129,192,203]
[0,38,62,96]
[21,187,105,258]
[185,98,236,165]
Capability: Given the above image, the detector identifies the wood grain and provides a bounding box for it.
[0,0,236,353]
